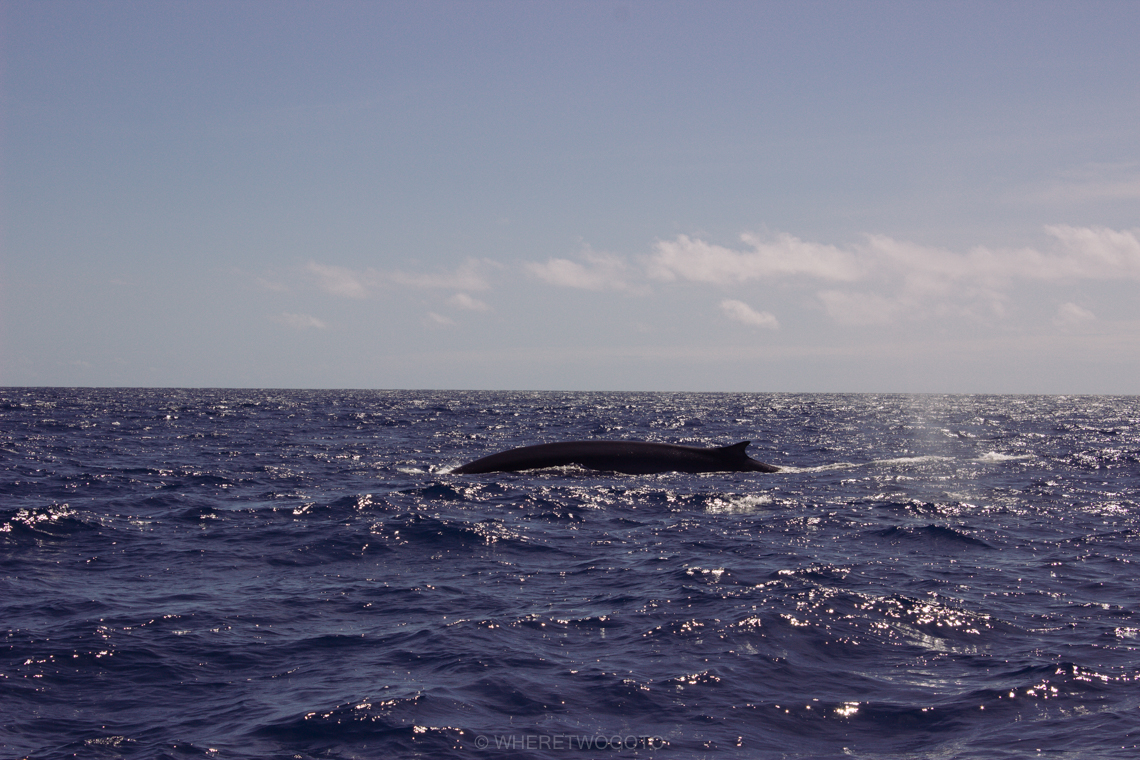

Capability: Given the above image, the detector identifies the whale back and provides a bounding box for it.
[453,440,779,475]
[710,441,780,472]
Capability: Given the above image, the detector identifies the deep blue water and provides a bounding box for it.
[2,388,1138,759]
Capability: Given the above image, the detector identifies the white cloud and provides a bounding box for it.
[859,226,1140,287]
[526,249,635,291]
[449,293,490,311]
[647,233,862,284]
[642,225,1140,328]
[390,259,491,291]
[1053,302,1096,328]
[1044,225,1140,279]
[307,262,370,299]
[1037,178,1140,203]
[305,226,1139,336]
[1014,164,1140,205]
[305,258,493,298]
[645,226,1140,291]
[425,312,454,326]
[272,312,327,329]
[720,299,779,329]
[256,277,290,293]
[816,290,902,326]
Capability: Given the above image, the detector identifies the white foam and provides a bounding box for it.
[707,494,774,514]
[779,462,861,473]
[783,456,959,473]
[976,452,1032,462]
[874,455,956,466]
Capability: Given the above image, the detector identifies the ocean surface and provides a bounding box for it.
[2,388,1138,759]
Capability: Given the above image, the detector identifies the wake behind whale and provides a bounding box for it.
[452,440,780,475]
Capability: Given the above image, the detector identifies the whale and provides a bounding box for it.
[452,440,779,475]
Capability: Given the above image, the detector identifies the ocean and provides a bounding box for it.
[1,388,1137,759]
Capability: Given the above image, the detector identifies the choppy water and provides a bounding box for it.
[2,388,1138,759]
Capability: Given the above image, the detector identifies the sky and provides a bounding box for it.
[2,0,1138,393]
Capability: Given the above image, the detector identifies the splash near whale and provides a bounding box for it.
[452,440,780,475]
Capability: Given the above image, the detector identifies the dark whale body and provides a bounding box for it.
[452,440,779,475]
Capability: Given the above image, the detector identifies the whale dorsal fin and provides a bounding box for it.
[717,441,751,458]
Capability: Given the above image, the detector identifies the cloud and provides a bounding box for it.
[1014,164,1140,205]
[256,277,290,293]
[1035,178,1140,203]
[307,262,370,299]
[1053,302,1096,328]
[1044,225,1140,279]
[642,225,1140,327]
[305,226,1139,335]
[720,299,779,329]
[425,312,454,326]
[305,258,493,298]
[525,249,638,292]
[886,227,1139,285]
[390,259,491,291]
[647,226,1140,290]
[449,293,491,311]
[816,290,902,326]
[272,312,327,329]
[647,233,862,284]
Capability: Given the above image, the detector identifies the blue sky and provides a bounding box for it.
[3,0,1138,392]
